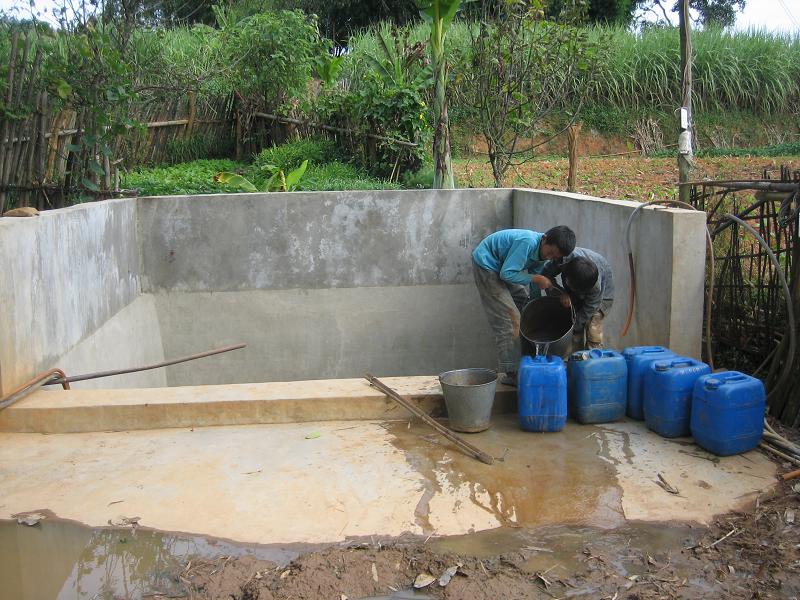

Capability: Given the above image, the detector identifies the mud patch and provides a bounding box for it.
[4,485,800,599]
[182,487,800,599]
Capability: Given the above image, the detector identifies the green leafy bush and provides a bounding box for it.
[217,9,326,109]
[401,163,434,189]
[123,159,249,196]
[254,137,339,172]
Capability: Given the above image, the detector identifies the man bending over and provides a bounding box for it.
[472,226,576,386]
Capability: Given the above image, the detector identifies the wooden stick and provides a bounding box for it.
[365,373,494,465]
[760,442,800,466]
[782,468,800,481]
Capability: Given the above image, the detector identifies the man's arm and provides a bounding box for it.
[499,240,536,286]
[573,283,603,331]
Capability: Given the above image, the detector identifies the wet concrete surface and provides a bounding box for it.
[0,412,781,599]
[384,417,625,531]
[0,415,774,547]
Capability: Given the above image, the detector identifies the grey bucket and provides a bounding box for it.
[520,295,575,359]
[438,368,498,433]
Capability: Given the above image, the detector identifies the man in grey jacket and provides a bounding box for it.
[541,247,614,350]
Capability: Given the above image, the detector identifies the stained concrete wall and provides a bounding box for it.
[513,189,707,357]
[138,189,512,384]
[0,200,144,396]
[137,189,511,291]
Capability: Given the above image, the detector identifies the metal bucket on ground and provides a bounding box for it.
[520,295,575,359]
[438,368,498,433]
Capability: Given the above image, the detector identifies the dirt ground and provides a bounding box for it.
[453,155,800,202]
[170,477,800,600]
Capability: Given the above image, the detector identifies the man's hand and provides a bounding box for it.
[531,275,551,290]
[559,294,572,308]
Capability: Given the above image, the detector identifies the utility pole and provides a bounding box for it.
[678,0,693,203]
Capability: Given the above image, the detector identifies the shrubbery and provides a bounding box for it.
[254,138,339,172]
[123,137,402,196]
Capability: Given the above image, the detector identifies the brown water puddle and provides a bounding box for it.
[384,414,625,532]
[0,517,302,600]
[0,516,710,600]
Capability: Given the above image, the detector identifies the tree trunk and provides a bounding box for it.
[432,23,454,189]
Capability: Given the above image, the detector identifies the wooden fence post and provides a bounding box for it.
[235,109,243,161]
[185,91,197,138]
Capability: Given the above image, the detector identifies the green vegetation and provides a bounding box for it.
[582,27,800,114]
[165,133,236,165]
[122,159,246,196]
[3,3,799,202]
[122,138,401,196]
[650,141,800,159]
[254,138,340,171]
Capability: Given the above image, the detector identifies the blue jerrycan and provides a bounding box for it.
[623,346,676,420]
[518,355,567,432]
[691,371,765,456]
[643,357,711,438]
[568,349,627,424]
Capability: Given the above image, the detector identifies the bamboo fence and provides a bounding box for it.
[0,32,236,212]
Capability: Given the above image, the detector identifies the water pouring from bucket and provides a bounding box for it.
[520,295,576,359]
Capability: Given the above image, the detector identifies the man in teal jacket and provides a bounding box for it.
[472,226,576,386]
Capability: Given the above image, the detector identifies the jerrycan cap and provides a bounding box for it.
[704,377,722,390]
[654,361,671,372]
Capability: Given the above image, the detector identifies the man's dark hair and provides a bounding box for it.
[563,257,598,293]
[543,225,576,256]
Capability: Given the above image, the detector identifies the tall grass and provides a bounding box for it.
[585,27,800,114]
[346,23,800,117]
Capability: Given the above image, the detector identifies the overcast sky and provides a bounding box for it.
[0,0,798,33]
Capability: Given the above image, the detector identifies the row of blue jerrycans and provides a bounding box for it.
[627,346,765,455]
[517,351,626,433]
[517,346,765,456]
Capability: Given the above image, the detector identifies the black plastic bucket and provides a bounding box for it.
[520,296,575,359]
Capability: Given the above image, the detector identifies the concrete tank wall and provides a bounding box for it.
[513,189,707,358]
[0,200,144,395]
[0,188,706,392]
[138,189,512,384]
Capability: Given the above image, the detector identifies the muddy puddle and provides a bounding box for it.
[0,517,304,600]
[383,415,625,531]
[0,515,706,600]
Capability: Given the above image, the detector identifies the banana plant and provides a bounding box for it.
[417,0,464,189]
[215,160,309,193]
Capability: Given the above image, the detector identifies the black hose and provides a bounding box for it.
[719,214,796,407]
[622,199,715,369]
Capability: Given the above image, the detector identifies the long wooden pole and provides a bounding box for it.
[365,373,494,465]
[678,0,693,204]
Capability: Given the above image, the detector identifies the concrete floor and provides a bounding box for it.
[0,415,774,545]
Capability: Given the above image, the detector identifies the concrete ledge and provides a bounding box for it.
[0,376,517,434]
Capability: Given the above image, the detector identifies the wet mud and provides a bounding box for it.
[6,489,799,600]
